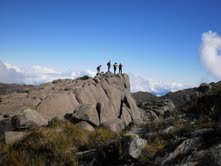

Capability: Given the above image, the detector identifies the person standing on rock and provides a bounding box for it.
[113,63,118,75]
[119,63,123,74]
[107,60,111,72]
[97,65,102,75]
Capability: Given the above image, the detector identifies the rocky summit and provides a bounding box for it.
[0,73,141,133]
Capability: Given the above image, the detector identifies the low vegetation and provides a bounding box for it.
[137,112,216,165]
[0,121,122,166]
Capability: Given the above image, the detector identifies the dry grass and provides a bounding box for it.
[88,128,121,148]
[139,137,167,164]
[0,122,122,166]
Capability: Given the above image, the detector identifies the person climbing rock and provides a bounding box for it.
[113,63,118,75]
[97,65,102,75]
[119,63,123,74]
[107,60,111,72]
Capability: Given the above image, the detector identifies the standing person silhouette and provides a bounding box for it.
[119,63,123,74]
[96,65,102,75]
[113,63,118,75]
[107,60,111,72]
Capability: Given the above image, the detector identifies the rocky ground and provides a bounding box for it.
[0,73,221,165]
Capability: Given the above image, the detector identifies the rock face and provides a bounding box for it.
[0,73,141,131]
[160,128,221,166]
[72,104,100,127]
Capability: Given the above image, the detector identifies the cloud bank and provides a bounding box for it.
[0,62,24,84]
[0,61,189,95]
[0,61,97,85]
[129,73,188,96]
[200,31,221,79]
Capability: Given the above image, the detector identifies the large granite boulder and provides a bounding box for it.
[15,108,48,130]
[122,134,147,159]
[72,104,99,127]
[0,73,141,131]
[100,119,125,132]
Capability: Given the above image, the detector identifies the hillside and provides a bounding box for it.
[132,91,157,106]
[0,74,221,166]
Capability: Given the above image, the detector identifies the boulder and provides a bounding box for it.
[122,134,147,159]
[15,108,48,130]
[198,83,212,93]
[72,104,99,127]
[75,121,95,131]
[100,119,125,132]
[4,131,28,144]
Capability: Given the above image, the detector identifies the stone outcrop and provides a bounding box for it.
[122,134,147,159]
[15,108,48,130]
[0,73,142,131]
[160,128,221,166]
[0,108,48,137]
[198,83,212,93]
[139,99,175,118]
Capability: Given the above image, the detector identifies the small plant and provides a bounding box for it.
[47,117,62,128]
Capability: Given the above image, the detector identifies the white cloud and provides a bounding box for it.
[129,73,189,96]
[4,63,23,73]
[0,61,189,95]
[200,30,221,79]
[0,61,24,84]
[31,65,61,75]
[0,61,96,85]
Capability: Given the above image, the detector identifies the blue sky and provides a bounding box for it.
[1,0,221,93]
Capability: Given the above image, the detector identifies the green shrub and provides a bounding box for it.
[47,117,62,128]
